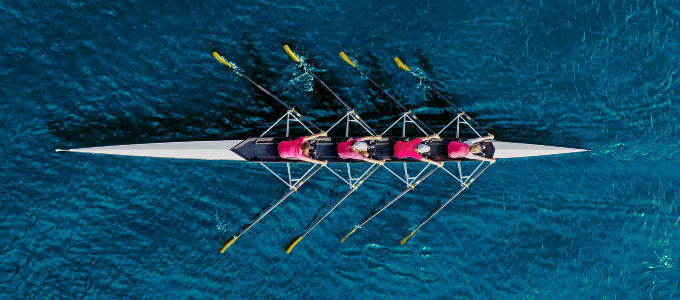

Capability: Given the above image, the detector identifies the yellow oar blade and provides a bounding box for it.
[339,52,356,68]
[400,230,417,245]
[285,236,303,253]
[394,57,410,72]
[220,236,238,253]
[213,52,233,68]
[283,45,301,63]
[340,227,357,243]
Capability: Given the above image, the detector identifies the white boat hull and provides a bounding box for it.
[491,141,588,159]
[57,140,246,161]
[57,139,586,161]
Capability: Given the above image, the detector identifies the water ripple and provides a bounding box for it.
[2,0,680,299]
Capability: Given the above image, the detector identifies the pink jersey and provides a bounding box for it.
[448,141,469,158]
[394,138,423,160]
[337,138,365,160]
[278,137,307,160]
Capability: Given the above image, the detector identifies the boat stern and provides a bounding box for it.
[56,140,246,161]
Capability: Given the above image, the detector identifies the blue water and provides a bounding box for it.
[2,0,679,298]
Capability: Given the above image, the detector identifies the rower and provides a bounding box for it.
[279,132,328,165]
[337,136,385,165]
[448,134,496,162]
[394,134,444,167]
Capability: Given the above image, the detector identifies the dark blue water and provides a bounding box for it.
[2,0,679,299]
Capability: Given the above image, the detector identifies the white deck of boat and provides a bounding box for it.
[56,140,587,161]
[56,140,245,160]
[492,141,587,158]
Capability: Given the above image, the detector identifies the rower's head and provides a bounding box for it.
[417,144,430,153]
[352,141,368,151]
[352,141,369,157]
[469,144,482,154]
[302,141,311,157]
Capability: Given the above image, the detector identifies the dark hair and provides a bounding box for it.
[301,141,310,156]
[469,144,482,154]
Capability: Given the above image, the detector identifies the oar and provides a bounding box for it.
[220,164,324,252]
[213,51,321,133]
[338,52,436,135]
[393,57,491,136]
[341,166,440,243]
[285,164,381,253]
[400,160,494,245]
[283,46,377,136]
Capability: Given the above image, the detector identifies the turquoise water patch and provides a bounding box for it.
[1,0,679,299]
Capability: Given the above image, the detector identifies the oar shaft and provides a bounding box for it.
[307,72,377,136]
[213,51,321,132]
[233,69,292,110]
[308,72,351,110]
[357,188,410,228]
[400,162,492,245]
[284,46,377,136]
[365,78,407,111]
[413,186,466,233]
[429,88,490,136]
[236,165,323,238]
[363,77,435,135]
[414,162,492,232]
[357,167,438,228]
[300,165,380,239]
[302,189,357,238]
[238,189,295,238]
[337,51,434,135]
[393,56,490,135]
[233,69,322,132]
[464,161,493,185]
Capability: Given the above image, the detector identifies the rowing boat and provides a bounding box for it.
[55,137,584,161]
[57,46,587,253]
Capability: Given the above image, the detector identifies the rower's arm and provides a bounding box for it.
[302,157,328,165]
[469,135,495,144]
[465,154,495,163]
[364,158,385,165]
[421,158,444,168]
[421,134,440,142]
[359,135,382,141]
[304,131,328,141]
